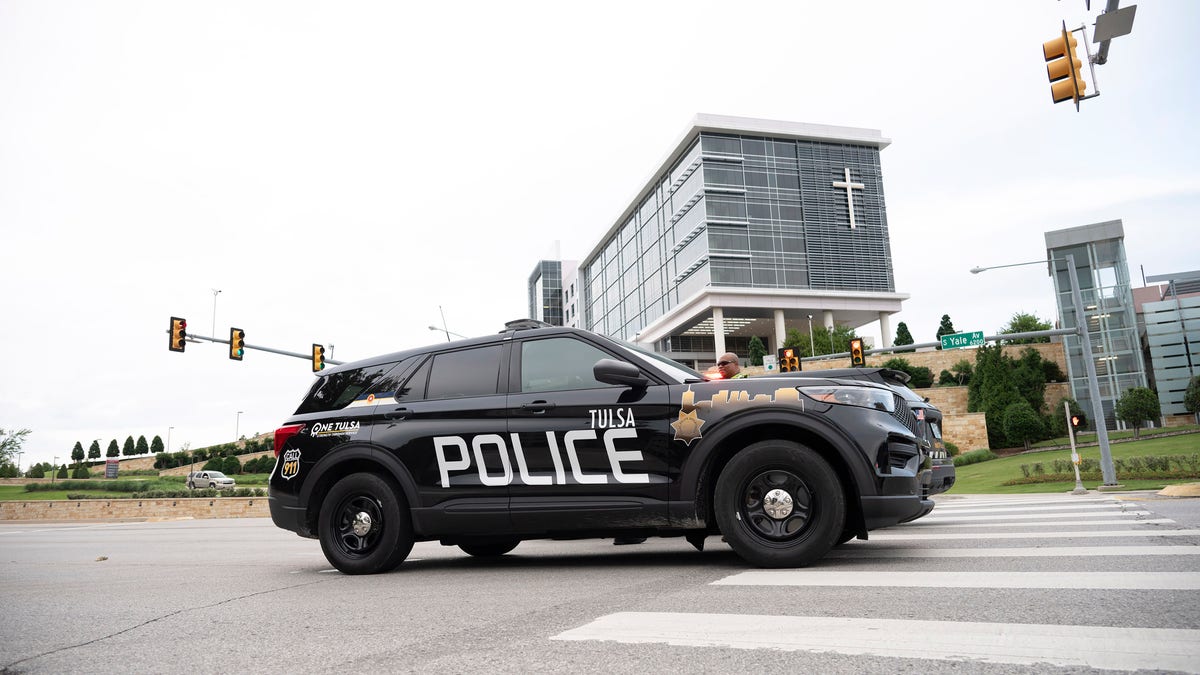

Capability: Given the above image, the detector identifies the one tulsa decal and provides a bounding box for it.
[433,430,650,488]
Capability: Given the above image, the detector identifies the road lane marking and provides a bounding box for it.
[865,528,1200,541]
[909,518,1175,528]
[552,612,1200,673]
[929,503,1140,515]
[933,497,1118,508]
[826,544,1200,558]
[712,570,1200,590]
[918,509,1153,522]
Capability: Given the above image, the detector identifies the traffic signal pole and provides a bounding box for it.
[173,330,344,367]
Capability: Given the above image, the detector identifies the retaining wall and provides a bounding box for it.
[0,497,269,521]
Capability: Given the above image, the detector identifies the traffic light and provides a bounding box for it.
[1070,412,1087,430]
[229,328,245,361]
[169,317,187,353]
[312,344,326,373]
[1044,24,1087,106]
[777,348,800,373]
[849,338,864,367]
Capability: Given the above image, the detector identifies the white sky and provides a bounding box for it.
[2,1,1197,469]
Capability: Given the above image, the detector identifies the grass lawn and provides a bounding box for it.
[952,434,1200,494]
[0,474,271,501]
[0,485,132,501]
[1029,424,1199,449]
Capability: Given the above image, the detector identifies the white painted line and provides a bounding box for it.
[930,503,1139,516]
[919,509,1153,522]
[909,518,1175,529]
[934,497,1117,509]
[713,570,1200,590]
[552,612,1200,673]
[866,528,1200,541]
[826,544,1200,558]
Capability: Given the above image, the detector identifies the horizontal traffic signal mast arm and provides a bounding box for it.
[166,327,344,366]
[801,327,1078,364]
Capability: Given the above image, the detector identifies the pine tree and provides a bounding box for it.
[122,436,136,457]
[150,435,164,454]
[136,435,150,455]
[71,441,85,464]
[106,439,120,458]
[88,440,101,460]
[748,336,767,366]
[935,315,956,349]
[893,322,914,347]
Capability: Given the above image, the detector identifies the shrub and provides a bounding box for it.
[943,441,960,457]
[71,465,91,479]
[953,449,998,467]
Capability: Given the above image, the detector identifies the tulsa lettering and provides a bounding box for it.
[434,429,649,488]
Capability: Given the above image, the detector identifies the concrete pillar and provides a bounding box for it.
[773,309,786,352]
[713,307,726,358]
[879,311,892,348]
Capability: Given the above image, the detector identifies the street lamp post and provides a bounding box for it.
[428,325,467,341]
[971,254,1118,486]
[167,427,174,454]
[235,411,244,442]
[51,456,58,484]
[807,315,816,358]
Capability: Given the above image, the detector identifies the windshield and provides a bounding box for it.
[611,340,703,382]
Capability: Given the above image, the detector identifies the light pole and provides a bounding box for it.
[15,451,22,475]
[167,427,174,454]
[211,288,222,339]
[807,315,815,358]
[51,456,58,484]
[971,254,1118,486]
[235,411,244,441]
[428,325,467,342]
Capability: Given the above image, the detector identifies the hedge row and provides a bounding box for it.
[952,449,998,467]
[63,488,267,499]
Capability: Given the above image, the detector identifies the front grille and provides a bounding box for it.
[890,396,921,436]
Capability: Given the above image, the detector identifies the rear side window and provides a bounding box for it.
[426,345,503,399]
[295,361,402,414]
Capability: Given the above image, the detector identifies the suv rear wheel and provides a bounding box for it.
[318,472,413,575]
[715,440,844,568]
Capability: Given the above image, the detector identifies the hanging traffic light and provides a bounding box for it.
[169,317,187,352]
[777,347,800,373]
[849,338,865,367]
[1044,22,1087,107]
[1070,412,1087,430]
[312,344,326,373]
[229,328,246,361]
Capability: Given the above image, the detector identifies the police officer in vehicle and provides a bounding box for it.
[716,352,747,379]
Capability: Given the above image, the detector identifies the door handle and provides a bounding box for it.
[521,401,555,414]
[384,407,411,420]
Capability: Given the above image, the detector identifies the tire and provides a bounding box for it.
[715,440,845,568]
[208,483,216,489]
[318,472,413,575]
[458,538,521,557]
[187,482,195,489]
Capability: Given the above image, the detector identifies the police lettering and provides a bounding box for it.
[588,407,636,429]
[434,429,649,488]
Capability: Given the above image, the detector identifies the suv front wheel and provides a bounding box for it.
[715,440,844,568]
[318,472,414,575]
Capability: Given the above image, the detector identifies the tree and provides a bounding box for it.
[1000,312,1052,344]
[951,359,973,386]
[968,344,1025,448]
[881,358,933,389]
[1002,400,1044,452]
[1185,376,1200,421]
[71,441,85,464]
[222,455,242,475]
[893,322,914,349]
[747,336,766,366]
[56,464,68,479]
[122,436,136,457]
[0,428,32,466]
[136,435,150,456]
[88,440,101,460]
[106,439,120,458]
[151,435,164,454]
[1115,387,1161,439]
[934,315,956,349]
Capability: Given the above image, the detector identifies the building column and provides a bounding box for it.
[879,311,892,348]
[774,309,786,352]
[713,307,726,358]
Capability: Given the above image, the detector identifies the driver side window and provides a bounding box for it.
[520,337,621,393]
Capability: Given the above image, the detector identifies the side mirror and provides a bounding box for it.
[594,358,648,388]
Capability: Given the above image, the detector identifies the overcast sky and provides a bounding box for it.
[2,1,1197,469]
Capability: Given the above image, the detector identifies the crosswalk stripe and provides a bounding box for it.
[865,528,1200,541]
[919,509,1154,522]
[901,517,1176,528]
[712,570,1200,589]
[931,503,1140,515]
[827,544,1200,558]
[933,497,1118,508]
[552,612,1200,673]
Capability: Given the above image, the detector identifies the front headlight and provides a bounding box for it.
[798,386,896,413]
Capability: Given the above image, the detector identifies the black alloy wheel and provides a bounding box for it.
[318,472,413,575]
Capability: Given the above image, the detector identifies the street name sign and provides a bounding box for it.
[941,331,985,350]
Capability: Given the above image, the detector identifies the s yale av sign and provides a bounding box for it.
[941,331,985,350]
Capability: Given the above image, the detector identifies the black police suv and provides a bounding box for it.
[269,321,933,574]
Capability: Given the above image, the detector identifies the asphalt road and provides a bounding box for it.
[2,491,1199,674]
